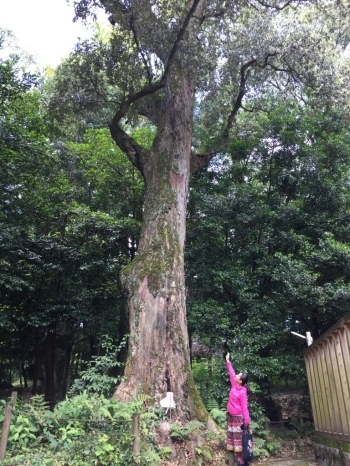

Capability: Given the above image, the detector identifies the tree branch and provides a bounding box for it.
[129,13,153,85]
[109,122,148,178]
[248,0,301,11]
[190,151,216,174]
[109,80,163,172]
[163,0,203,78]
[256,0,292,10]
[241,103,269,113]
[109,0,204,173]
[190,52,279,173]
[198,8,226,25]
[223,52,278,138]
[134,94,163,126]
[223,58,257,139]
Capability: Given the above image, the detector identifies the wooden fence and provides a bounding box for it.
[304,313,350,442]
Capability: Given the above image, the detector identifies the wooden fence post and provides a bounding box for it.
[228,451,235,466]
[299,412,304,426]
[0,391,17,462]
[132,412,140,464]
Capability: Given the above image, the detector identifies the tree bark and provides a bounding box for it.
[61,343,73,399]
[45,321,56,409]
[32,331,44,395]
[115,71,207,420]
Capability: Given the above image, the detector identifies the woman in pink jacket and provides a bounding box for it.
[226,352,250,466]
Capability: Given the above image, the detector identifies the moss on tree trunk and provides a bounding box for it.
[114,73,208,421]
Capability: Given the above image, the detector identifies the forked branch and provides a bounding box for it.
[224,52,277,138]
[191,52,278,172]
[109,0,204,171]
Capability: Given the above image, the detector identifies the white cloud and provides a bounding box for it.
[0,0,108,68]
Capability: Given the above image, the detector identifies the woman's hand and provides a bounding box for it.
[226,352,230,362]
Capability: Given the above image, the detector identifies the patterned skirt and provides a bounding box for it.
[226,413,243,452]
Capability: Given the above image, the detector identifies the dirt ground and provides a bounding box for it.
[256,457,317,466]
[159,419,319,466]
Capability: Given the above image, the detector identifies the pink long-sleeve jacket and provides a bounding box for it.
[226,361,250,425]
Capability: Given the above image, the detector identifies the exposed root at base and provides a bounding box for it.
[157,420,226,466]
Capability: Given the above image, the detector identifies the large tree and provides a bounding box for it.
[52,0,350,419]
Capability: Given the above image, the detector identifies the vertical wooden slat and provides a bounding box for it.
[320,340,336,432]
[342,323,350,389]
[314,347,328,432]
[305,316,350,440]
[317,343,331,432]
[339,324,350,436]
[325,335,342,434]
[310,350,322,430]
[305,351,321,431]
[304,353,316,427]
[340,319,350,435]
[325,338,341,433]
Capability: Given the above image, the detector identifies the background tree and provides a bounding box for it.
[0,33,144,405]
[186,100,350,417]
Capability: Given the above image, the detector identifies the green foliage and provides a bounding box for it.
[195,444,213,465]
[1,393,165,466]
[187,102,350,413]
[191,359,228,409]
[287,419,315,437]
[8,413,39,449]
[170,420,205,441]
[265,439,282,455]
[252,436,270,458]
[209,408,226,428]
[158,446,173,459]
[206,398,220,411]
[0,31,144,398]
[69,335,126,397]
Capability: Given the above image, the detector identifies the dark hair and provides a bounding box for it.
[240,373,249,394]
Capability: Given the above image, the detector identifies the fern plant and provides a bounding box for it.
[170,420,205,441]
[1,392,165,466]
[209,407,226,428]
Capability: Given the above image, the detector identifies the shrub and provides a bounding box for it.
[69,335,126,397]
[0,393,165,465]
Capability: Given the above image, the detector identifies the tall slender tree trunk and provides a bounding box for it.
[32,331,44,395]
[45,321,56,409]
[115,72,207,420]
[61,343,73,399]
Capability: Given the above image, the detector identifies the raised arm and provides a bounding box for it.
[226,353,238,388]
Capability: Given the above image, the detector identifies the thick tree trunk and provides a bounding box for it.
[115,73,207,420]
[115,300,129,379]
